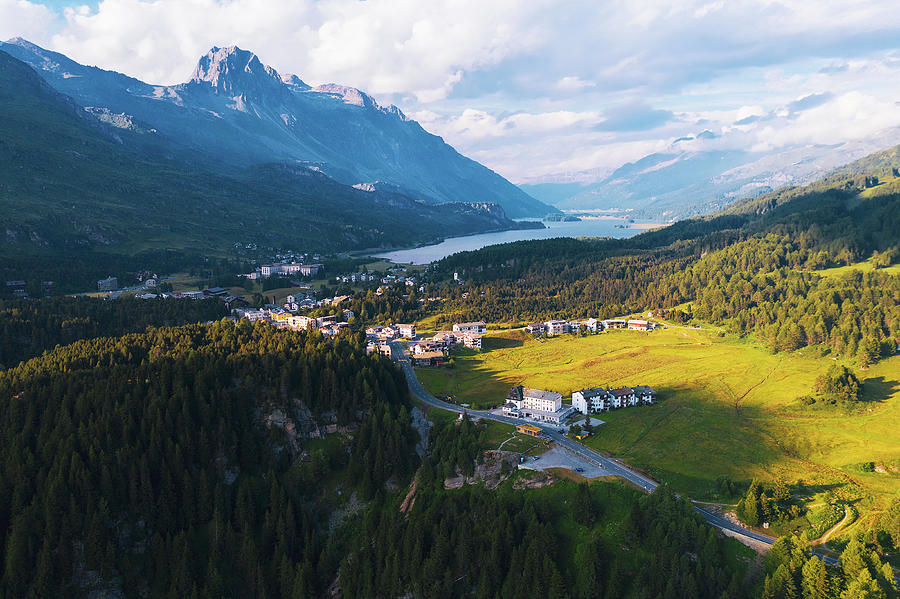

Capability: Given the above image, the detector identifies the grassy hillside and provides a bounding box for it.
[417,329,900,534]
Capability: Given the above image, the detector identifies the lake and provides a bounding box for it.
[373,218,663,264]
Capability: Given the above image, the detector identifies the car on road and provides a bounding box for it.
[532,456,540,461]
[574,467,584,473]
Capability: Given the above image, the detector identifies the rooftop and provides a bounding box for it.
[578,387,609,398]
[524,388,563,402]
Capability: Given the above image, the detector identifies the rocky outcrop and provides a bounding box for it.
[443,450,521,490]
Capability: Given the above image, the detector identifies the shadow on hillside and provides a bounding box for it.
[861,376,899,404]
[482,336,524,350]
[795,483,843,497]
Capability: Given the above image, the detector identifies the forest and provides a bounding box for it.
[0,296,228,369]
[0,322,417,597]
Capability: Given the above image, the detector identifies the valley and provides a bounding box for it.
[2,6,900,598]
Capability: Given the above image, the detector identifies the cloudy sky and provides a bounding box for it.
[4,0,900,183]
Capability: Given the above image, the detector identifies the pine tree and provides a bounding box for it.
[801,556,828,599]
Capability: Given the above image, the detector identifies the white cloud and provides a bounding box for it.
[6,0,900,183]
[42,0,549,99]
[555,76,595,92]
[0,0,56,42]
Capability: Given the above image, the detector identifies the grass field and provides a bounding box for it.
[813,260,900,277]
[415,327,900,532]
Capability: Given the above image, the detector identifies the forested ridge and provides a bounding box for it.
[0,322,417,597]
[0,297,228,369]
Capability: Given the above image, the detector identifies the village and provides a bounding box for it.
[372,317,660,429]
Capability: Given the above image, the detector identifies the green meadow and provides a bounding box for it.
[415,327,900,530]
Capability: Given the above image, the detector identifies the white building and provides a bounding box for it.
[545,320,569,336]
[523,388,562,413]
[398,324,417,338]
[609,387,636,408]
[502,386,573,423]
[526,322,545,335]
[583,318,601,333]
[633,385,656,404]
[572,387,611,414]
[98,276,118,292]
[460,333,482,349]
[286,315,316,331]
[568,321,582,332]
[627,319,651,331]
[453,321,487,335]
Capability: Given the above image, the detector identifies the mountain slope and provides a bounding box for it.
[1,39,553,218]
[0,49,533,288]
[528,133,900,220]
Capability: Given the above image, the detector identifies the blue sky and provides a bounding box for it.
[4,0,900,182]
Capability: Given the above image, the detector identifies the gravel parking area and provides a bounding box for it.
[518,445,613,479]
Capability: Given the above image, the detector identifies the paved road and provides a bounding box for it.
[391,341,840,565]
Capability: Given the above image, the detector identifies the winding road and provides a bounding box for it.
[390,341,840,566]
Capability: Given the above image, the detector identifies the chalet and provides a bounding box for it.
[413,351,445,367]
[545,320,569,336]
[572,387,611,414]
[627,319,651,331]
[203,286,228,297]
[460,333,482,349]
[526,322,545,335]
[609,387,636,409]
[516,424,542,437]
[633,385,656,404]
[412,339,447,355]
[342,309,355,320]
[398,323,417,338]
[453,321,487,335]
[433,331,458,346]
[602,319,627,329]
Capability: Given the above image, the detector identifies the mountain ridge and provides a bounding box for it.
[1,38,553,218]
[522,130,900,219]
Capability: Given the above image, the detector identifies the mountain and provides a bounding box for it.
[0,38,553,218]
[0,48,536,290]
[525,132,900,220]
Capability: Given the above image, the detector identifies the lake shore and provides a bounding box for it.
[370,217,667,264]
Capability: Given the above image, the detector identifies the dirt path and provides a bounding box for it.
[815,505,850,546]
[735,358,783,414]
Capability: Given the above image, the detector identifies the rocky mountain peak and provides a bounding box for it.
[281,73,311,91]
[312,83,376,108]
[189,45,283,98]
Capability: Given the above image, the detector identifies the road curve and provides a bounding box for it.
[391,341,840,565]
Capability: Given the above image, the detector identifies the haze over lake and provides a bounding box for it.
[374,218,662,264]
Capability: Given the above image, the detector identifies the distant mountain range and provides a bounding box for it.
[1,38,551,219]
[521,131,900,220]
[0,47,543,289]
